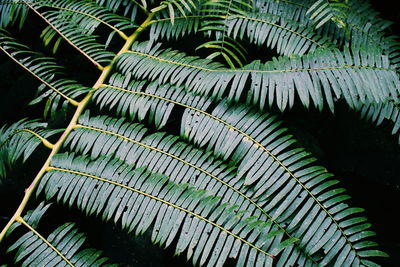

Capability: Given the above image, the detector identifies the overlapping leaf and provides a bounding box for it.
[7,203,115,267]
[89,72,391,265]
[0,30,90,115]
[361,101,400,144]
[224,12,334,57]
[254,0,400,70]
[64,112,271,222]
[306,0,349,29]
[37,153,296,266]
[117,41,400,111]
[26,1,115,68]
[59,102,387,265]
[0,0,29,28]
[149,10,335,58]
[35,0,136,47]
[0,0,396,266]
[94,73,213,129]
[0,119,61,180]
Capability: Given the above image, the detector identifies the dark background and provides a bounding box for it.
[0,1,399,266]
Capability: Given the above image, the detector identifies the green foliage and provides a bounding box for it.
[0,120,60,180]
[0,0,398,266]
[306,0,350,29]
[7,203,116,266]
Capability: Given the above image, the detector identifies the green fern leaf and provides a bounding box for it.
[26,1,116,69]
[361,101,400,144]
[37,153,296,266]
[7,204,116,266]
[0,30,90,115]
[87,75,387,265]
[0,0,396,265]
[118,41,400,111]
[0,119,61,180]
[306,0,350,29]
[35,0,137,46]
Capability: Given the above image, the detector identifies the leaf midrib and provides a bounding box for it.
[99,83,360,259]
[124,50,392,73]
[46,166,276,259]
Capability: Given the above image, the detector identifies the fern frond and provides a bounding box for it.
[0,119,61,180]
[117,42,400,111]
[306,0,349,29]
[196,37,247,68]
[35,0,137,45]
[66,112,273,222]
[349,25,400,74]
[38,153,297,266]
[254,0,400,71]
[151,0,198,24]
[25,1,115,69]
[197,0,253,67]
[254,0,308,23]
[361,101,400,144]
[0,0,396,265]
[149,14,203,43]
[5,202,51,237]
[88,75,388,265]
[95,74,213,129]
[0,30,91,114]
[95,0,141,20]
[60,105,386,265]
[0,0,28,29]
[7,204,116,266]
[224,12,334,57]
[150,11,334,58]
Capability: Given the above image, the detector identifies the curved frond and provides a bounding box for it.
[95,73,213,130]
[306,0,349,29]
[224,12,334,57]
[0,119,61,180]
[35,0,137,45]
[25,1,115,69]
[66,112,272,222]
[95,0,140,21]
[117,42,400,111]
[58,104,387,265]
[361,101,400,144]
[0,0,28,29]
[0,30,91,113]
[196,0,253,67]
[151,0,198,24]
[0,0,396,265]
[149,14,203,43]
[7,204,116,267]
[254,0,400,71]
[37,153,296,266]
[150,11,335,58]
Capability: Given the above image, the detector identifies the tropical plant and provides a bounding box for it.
[0,0,398,266]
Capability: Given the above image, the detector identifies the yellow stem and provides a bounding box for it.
[15,129,55,149]
[0,12,155,243]
[16,217,74,266]
[40,5,129,40]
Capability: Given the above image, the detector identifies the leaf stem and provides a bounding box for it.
[0,12,155,244]
[22,0,105,70]
[16,217,74,266]
[15,129,54,149]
